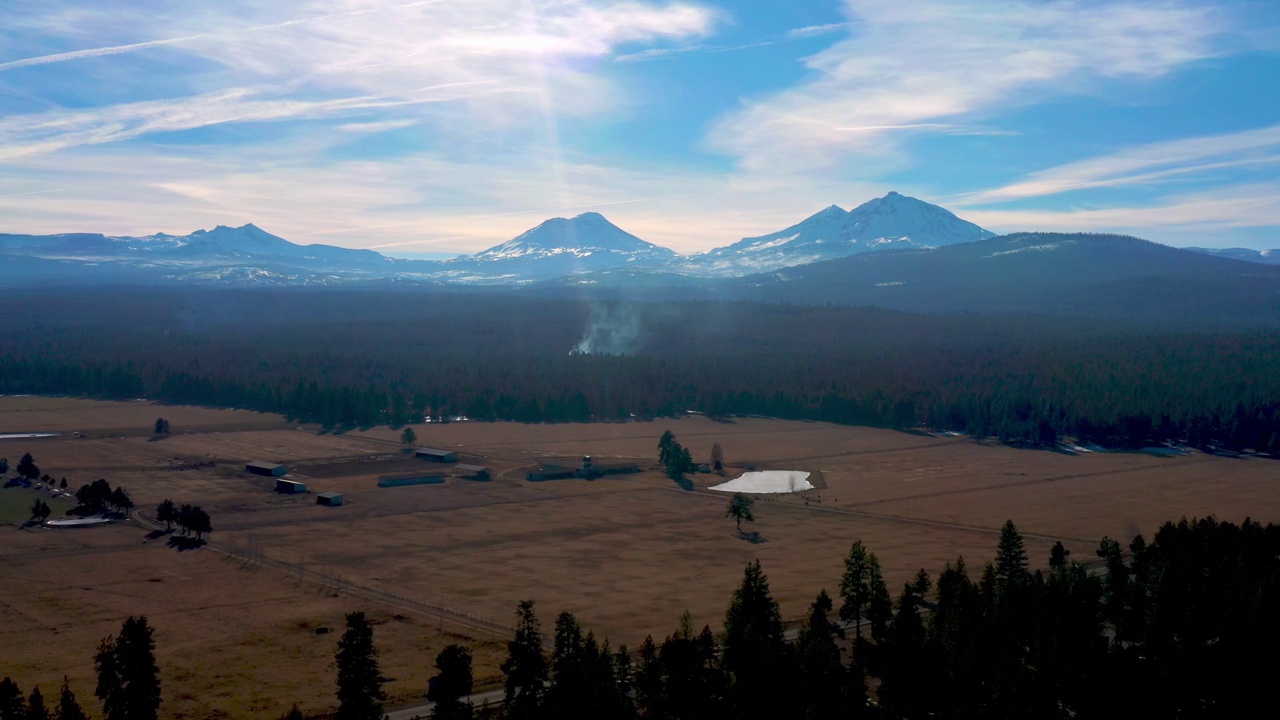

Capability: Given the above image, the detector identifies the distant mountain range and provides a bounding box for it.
[3,192,1278,323]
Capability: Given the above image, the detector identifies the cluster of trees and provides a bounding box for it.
[3,289,1280,449]
[657,431,694,478]
[154,499,212,539]
[0,677,88,720]
[152,418,170,436]
[28,499,52,523]
[479,516,1278,720]
[72,480,132,515]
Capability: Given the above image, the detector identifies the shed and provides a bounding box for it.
[452,464,491,481]
[246,461,288,477]
[316,492,344,507]
[415,448,458,463]
[275,479,307,494]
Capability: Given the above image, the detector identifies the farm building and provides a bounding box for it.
[316,492,344,506]
[377,473,445,488]
[275,479,307,494]
[526,464,577,482]
[452,464,491,481]
[415,448,458,463]
[581,455,641,478]
[246,461,288,477]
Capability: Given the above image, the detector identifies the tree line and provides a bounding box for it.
[3,289,1280,450]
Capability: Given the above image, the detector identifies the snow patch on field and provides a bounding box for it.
[709,470,813,494]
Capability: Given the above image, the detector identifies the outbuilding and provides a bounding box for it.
[275,479,307,494]
[415,448,458,463]
[246,461,288,477]
[316,492,344,506]
[453,464,491,481]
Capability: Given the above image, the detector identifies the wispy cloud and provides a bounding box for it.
[710,0,1226,172]
[956,124,1280,204]
[335,119,419,133]
[0,1,719,157]
[784,23,849,40]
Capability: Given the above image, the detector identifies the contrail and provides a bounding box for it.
[0,1,444,73]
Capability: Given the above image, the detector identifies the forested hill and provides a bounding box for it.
[544,233,1280,325]
[3,287,1279,451]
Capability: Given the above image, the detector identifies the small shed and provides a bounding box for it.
[246,461,288,477]
[415,448,458,463]
[317,492,344,507]
[275,479,307,494]
[453,464,491,481]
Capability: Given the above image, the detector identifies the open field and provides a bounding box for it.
[3,396,1279,717]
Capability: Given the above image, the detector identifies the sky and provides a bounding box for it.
[1,0,1278,258]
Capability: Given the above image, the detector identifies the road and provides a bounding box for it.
[385,689,505,720]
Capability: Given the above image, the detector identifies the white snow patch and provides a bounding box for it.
[709,470,813,494]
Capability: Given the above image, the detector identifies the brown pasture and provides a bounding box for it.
[3,396,1279,718]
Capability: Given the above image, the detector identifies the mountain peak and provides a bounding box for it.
[469,212,676,267]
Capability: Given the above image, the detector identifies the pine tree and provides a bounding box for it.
[94,616,161,720]
[0,677,25,720]
[430,644,474,720]
[334,612,385,720]
[839,540,872,638]
[502,600,548,720]
[25,687,48,720]
[722,561,789,720]
[54,677,87,720]
[794,591,845,720]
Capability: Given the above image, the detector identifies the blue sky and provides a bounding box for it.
[1,0,1278,256]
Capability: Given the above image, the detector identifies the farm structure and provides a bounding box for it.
[415,448,457,463]
[528,456,640,481]
[378,473,445,488]
[246,461,288,477]
[526,464,577,481]
[316,492,344,506]
[451,464,491,481]
[275,479,307,494]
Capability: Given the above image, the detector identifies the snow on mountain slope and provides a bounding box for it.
[447,212,679,281]
[1184,247,1280,265]
[689,191,995,275]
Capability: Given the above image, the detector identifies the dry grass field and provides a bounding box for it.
[3,395,1278,718]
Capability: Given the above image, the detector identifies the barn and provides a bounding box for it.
[316,492,344,506]
[246,461,288,477]
[275,479,307,494]
[415,448,458,463]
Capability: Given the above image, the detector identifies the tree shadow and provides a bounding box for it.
[145,528,171,540]
[166,536,206,551]
[146,435,168,443]
[670,475,694,491]
[737,530,767,544]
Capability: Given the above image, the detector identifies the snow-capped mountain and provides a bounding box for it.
[689,191,996,275]
[440,212,680,282]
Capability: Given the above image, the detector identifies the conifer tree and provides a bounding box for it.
[94,616,161,720]
[722,561,789,720]
[502,600,548,720]
[334,612,385,720]
[54,677,87,720]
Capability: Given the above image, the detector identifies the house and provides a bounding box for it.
[275,479,307,494]
[415,448,458,463]
[246,461,288,477]
[316,492,344,507]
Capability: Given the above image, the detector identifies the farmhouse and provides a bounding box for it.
[377,473,445,488]
[452,464,491,481]
[246,461,288,477]
[276,479,307,494]
[415,448,457,463]
[316,492,344,506]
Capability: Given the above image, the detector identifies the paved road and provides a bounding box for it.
[385,689,505,720]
